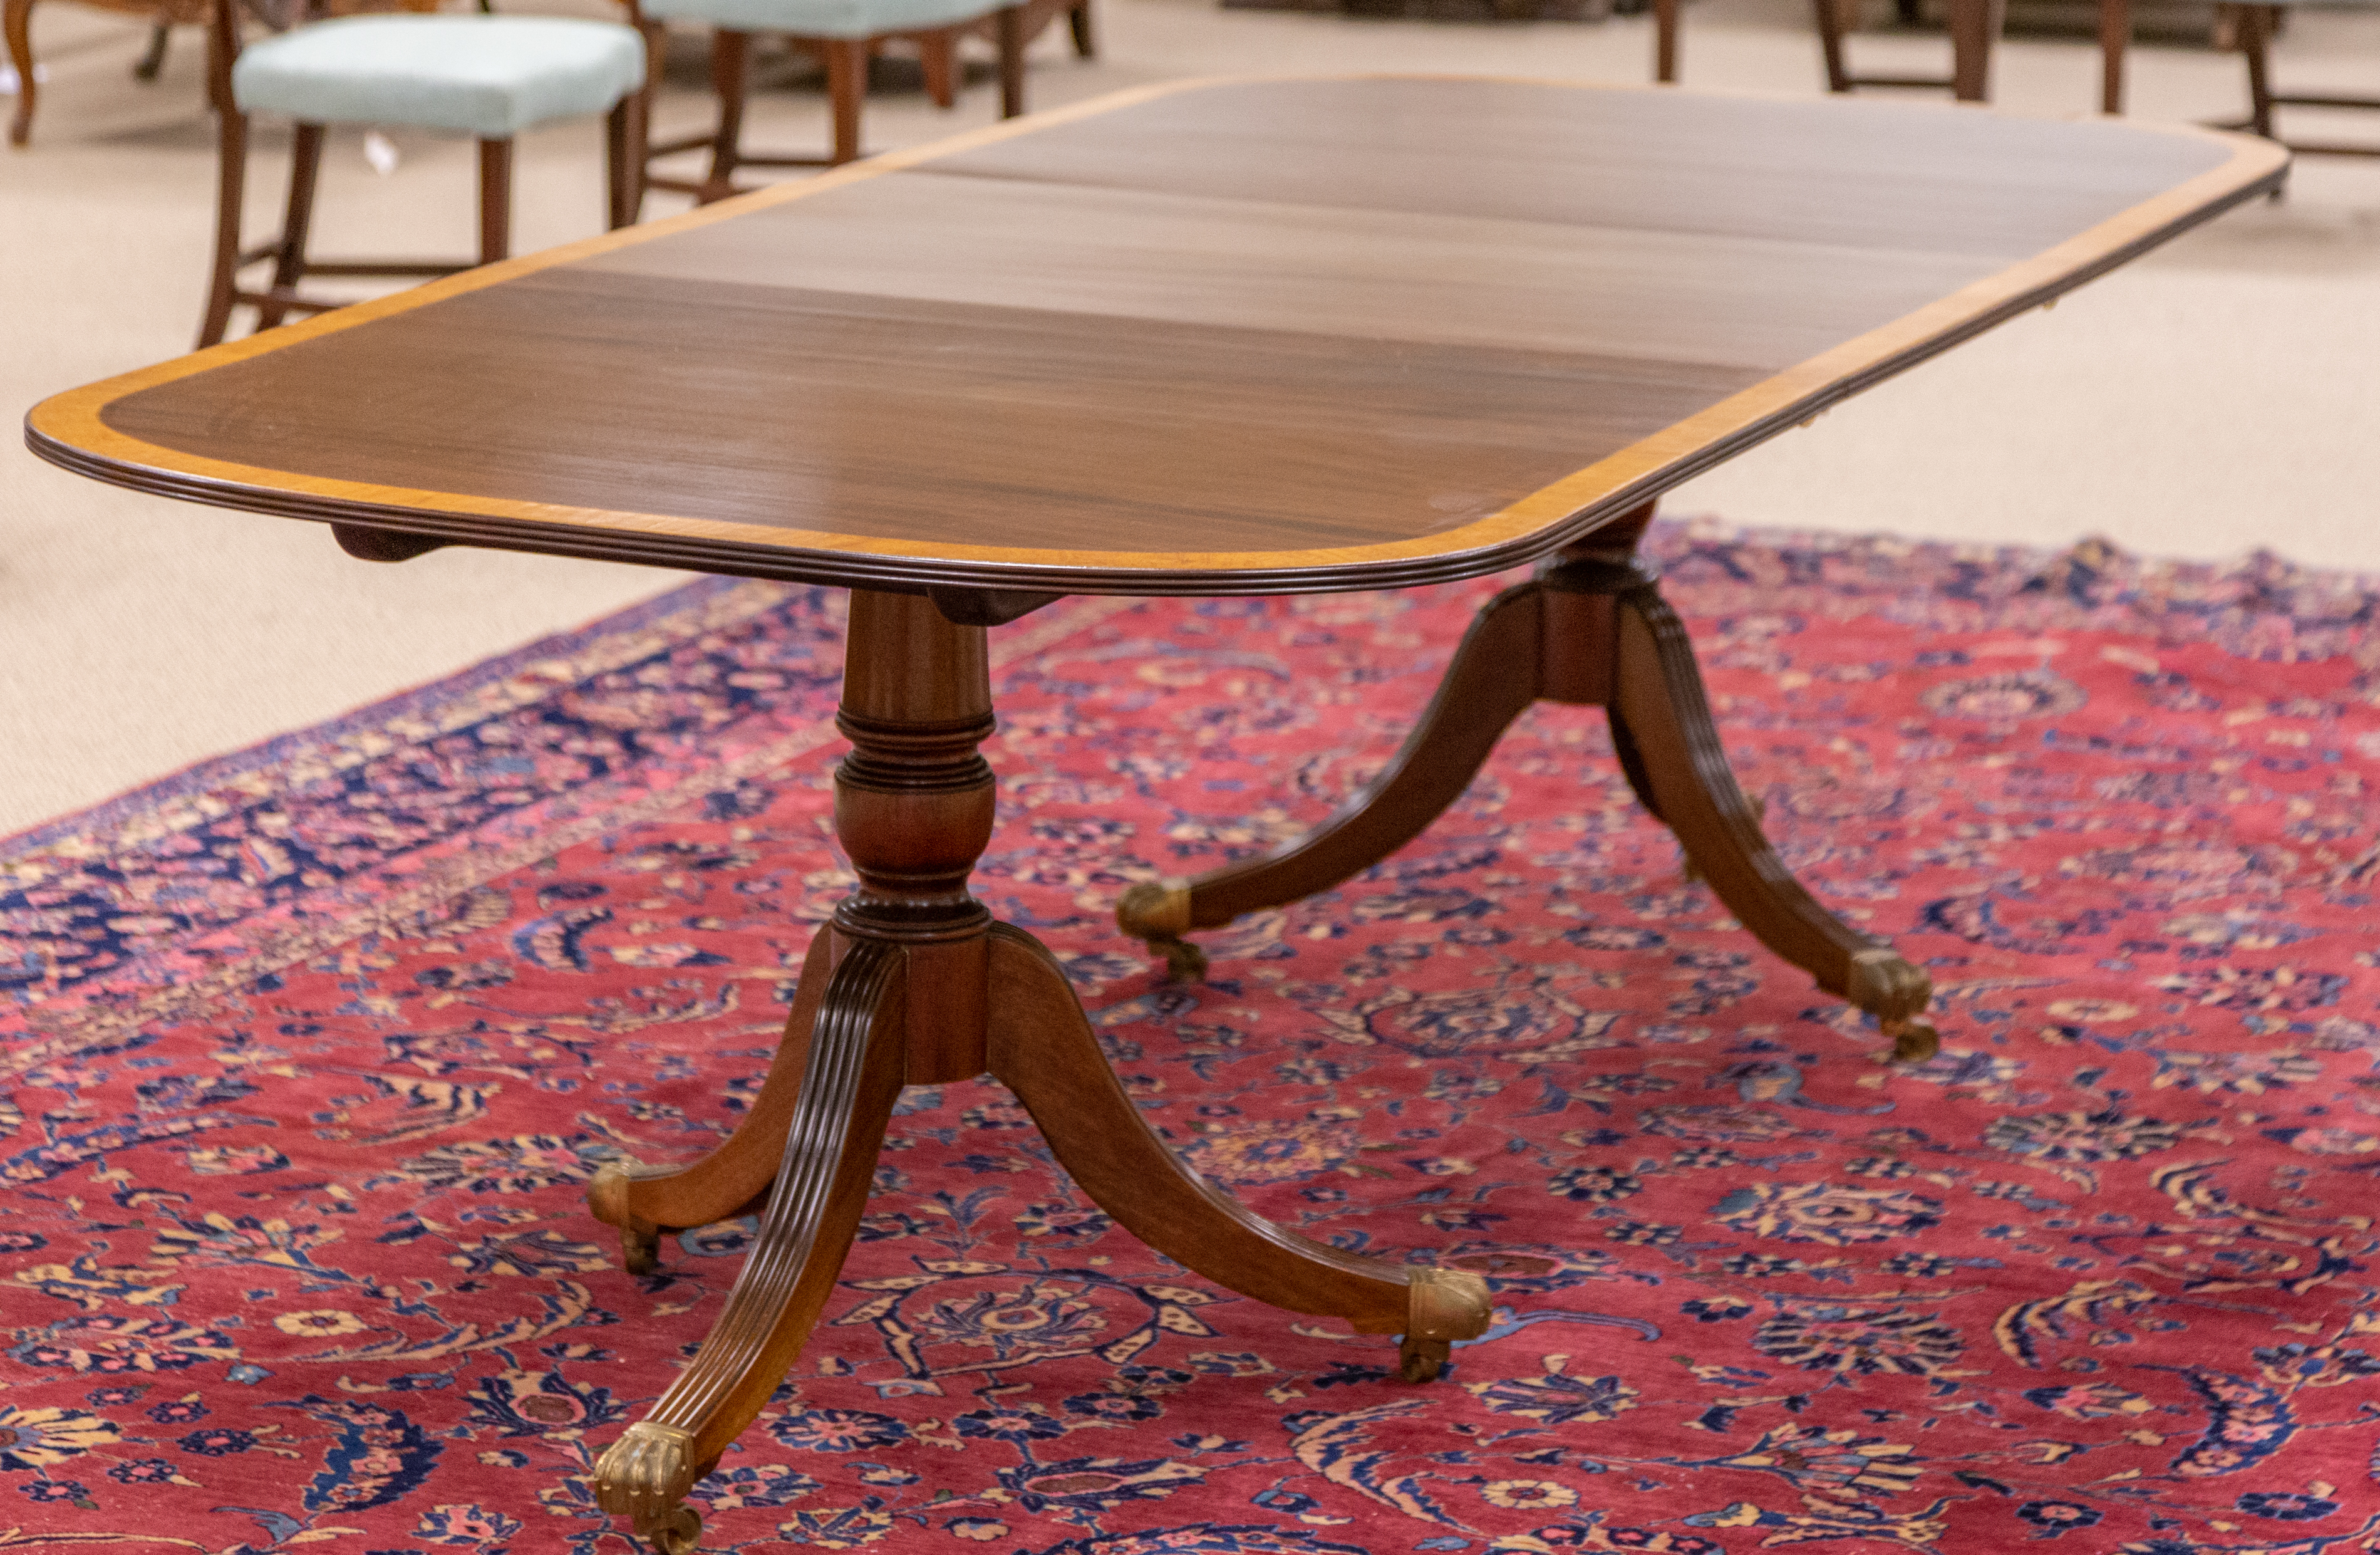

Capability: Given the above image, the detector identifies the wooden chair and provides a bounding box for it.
[199,0,648,346]
[7,0,209,147]
[1808,0,2006,101]
[1792,0,2130,112]
[2218,0,2380,154]
[636,0,1032,201]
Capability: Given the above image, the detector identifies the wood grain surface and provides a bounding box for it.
[27,76,2287,596]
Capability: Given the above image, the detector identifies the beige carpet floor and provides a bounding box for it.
[3,0,2377,835]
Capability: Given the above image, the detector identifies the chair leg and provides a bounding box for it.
[199,107,249,347]
[995,4,1022,120]
[1946,0,1995,101]
[5,0,35,148]
[2096,0,2127,113]
[1813,0,1850,92]
[824,37,862,164]
[919,28,954,110]
[1067,0,1092,57]
[477,136,511,264]
[630,17,659,209]
[132,19,167,80]
[700,26,747,202]
[604,98,634,229]
[1653,0,1677,82]
[252,120,322,331]
[2239,3,2275,140]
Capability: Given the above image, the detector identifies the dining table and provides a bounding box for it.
[24,74,2285,1553]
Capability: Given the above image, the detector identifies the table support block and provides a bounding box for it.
[1115,506,1940,1065]
[588,589,1489,1552]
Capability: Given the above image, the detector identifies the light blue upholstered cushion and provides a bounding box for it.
[232,16,644,138]
[641,0,1000,39]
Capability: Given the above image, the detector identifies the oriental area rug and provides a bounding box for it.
[3,521,2379,1555]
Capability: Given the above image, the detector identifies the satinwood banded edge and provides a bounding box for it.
[24,76,2289,599]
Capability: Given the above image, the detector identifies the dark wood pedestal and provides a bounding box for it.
[1115,507,1942,1068]
[583,590,1493,1552]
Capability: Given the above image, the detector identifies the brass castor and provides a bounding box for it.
[1149,934,1208,982]
[1115,882,1208,982]
[1846,947,1938,1066]
[1396,1266,1487,1382]
[1886,1018,1941,1064]
[618,1217,662,1276]
[1398,1335,1453,1383]
[587,1160,665,1275]
[646,1505,701,1554]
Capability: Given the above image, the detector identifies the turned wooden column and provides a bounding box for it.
[592,588,1490,1555]
[833,590,995,1083]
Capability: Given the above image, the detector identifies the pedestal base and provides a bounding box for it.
[583,590,1489,1551]
[1115,506,1940,1066]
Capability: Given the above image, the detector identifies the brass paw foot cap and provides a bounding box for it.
[596,1420,700,1542]
[1116,880,1193,939]
[1844,946,1932,1022]
[1407,1266,1492,1342]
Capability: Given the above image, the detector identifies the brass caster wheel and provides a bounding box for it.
[1886,1019,1940,1064]
[1116,882,1208,982]
[1397,1266,1487,1382]
[1846,947,1936,1064]
[618,1216,662,1276]
[1398,1335,1452,1383]
[645,1504,701,1554]
[1151,934,1209,983]
[587,1159,665,1275]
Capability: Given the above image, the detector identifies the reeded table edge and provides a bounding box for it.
[23,75,2290,598]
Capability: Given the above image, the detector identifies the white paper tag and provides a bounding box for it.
[363,128,400,175]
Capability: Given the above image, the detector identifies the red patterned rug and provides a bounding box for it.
[4,521,2379,1555]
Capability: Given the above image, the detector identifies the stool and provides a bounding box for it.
[200,0,648,346]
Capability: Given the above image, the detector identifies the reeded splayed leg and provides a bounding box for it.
[592,940,907,1554]
[985,922,1489,1383]
[1114,563,1550,982]
[594,589,1000,1552]
[1115,504,1938,1062]
[1600,566,1937,1062]
[591,590,1483,1552]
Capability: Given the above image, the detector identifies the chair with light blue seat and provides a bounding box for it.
[636,0,1029,200]
[199,0,650,347]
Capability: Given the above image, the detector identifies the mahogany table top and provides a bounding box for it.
[26,76,2284,597]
